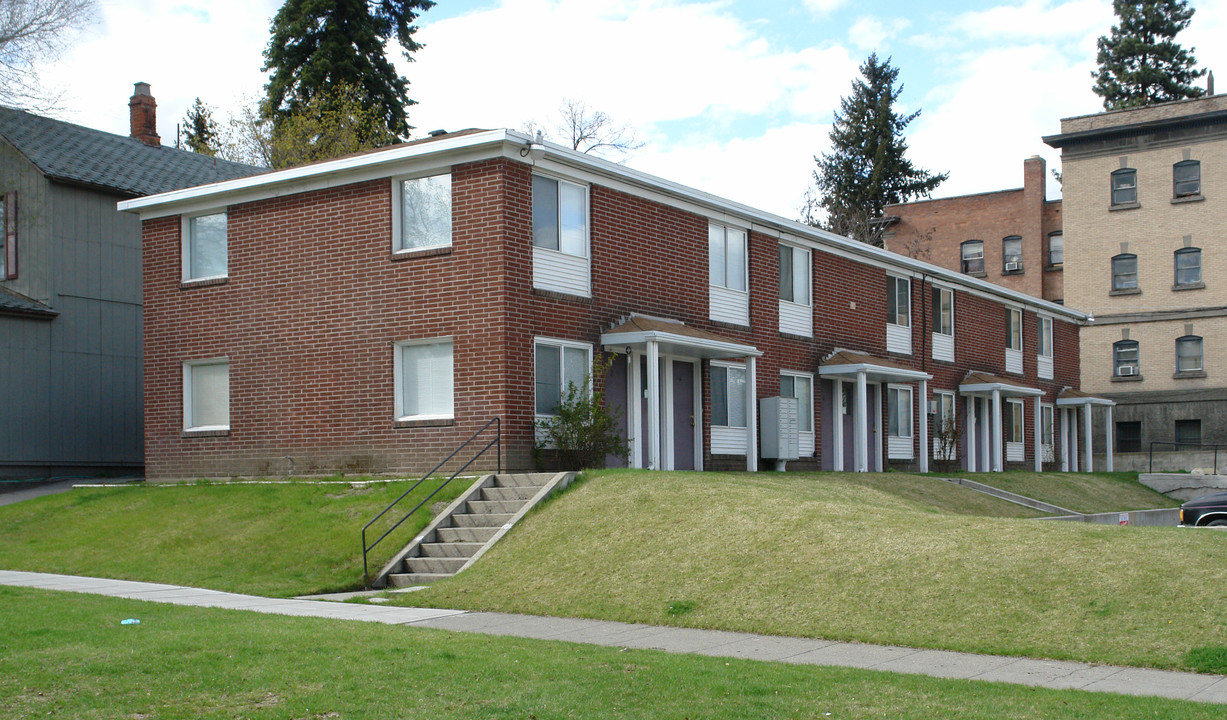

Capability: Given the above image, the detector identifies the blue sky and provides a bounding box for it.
[41,0,1226,218]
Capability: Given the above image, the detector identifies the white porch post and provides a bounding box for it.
[873,385,884,472]
[746,355,758,472]
[1105,405,1114,472]
[979,399,990,472]
[1070,409,1080,471]
[832,380,844,471]
[629,352,642,469]
[1033,396,1043,472]
[646,341,660,471]
[1059,407,1069,472]
[918,379,929,473]
[854,370,868,472]
[1083,402,1093,473]
[966,395,977,472]
[991,389,1003,472]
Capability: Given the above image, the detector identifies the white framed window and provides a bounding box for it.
[1037,314,1054,380]
[183,359,229,431]
[534,338,592,417]
[887,385,913,438]
[394,338,454,421]
[778,243,812,336]
[532,175,588,257]
[1041,403,1055,448]
[1114,340,1140,377]
[1005,307,1023,374]
[931,286,954,363]
[710,224,750,325]
[1002,236,1023,272]
[1176,335,1203,374]
[710,362,747,428]
[1005,399,1024,444]
[887,275,910,327]
[932,390,956,460]
[779,372,813,434]
[182,211,227,281]
[393,173,451,252]
[961,240,984,274]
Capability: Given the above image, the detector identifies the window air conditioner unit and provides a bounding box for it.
[1005,261,1022,272]
[1118,366,1137,377]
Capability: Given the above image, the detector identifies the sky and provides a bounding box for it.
[36,0,1227,219]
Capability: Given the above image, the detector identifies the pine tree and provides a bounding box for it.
[810,54,947,246]
[181,98,219,156]
[1092,0,1205,110]
[261,0,435,141]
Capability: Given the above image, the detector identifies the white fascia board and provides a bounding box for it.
[959,382,1045,397]
[600,330,762,359]
[1056,397,1116,407]
[817,363,932,381]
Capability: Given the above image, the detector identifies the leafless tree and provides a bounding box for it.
[524,98,644,161]
[799,185,887,247]
[899,225,934,262]
[0,0,97,109]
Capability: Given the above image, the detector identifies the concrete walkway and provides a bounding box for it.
[2,570,1225,706]
[0,477,141,507]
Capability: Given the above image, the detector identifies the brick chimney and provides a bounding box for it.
[129,82,161,147]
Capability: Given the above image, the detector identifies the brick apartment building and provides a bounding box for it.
[120,130,1110,480]
[883,156,1064,304]
[1045,93,1227,464]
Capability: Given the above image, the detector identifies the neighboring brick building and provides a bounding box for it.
[121,130,1104,480]
[882,156,1064,304]
[1045,93,1227,464]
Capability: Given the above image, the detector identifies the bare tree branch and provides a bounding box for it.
[523,98,644,161]
[0,0,97,109]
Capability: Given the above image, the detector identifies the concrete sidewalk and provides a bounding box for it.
[2,570,1224,705]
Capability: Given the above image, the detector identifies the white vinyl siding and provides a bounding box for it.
[1005,307,1023,374]
[183,359,229,431]
[1005,399,1024,462]
[711,361,747,455]
[532,175,590,297]
[395,339,454,421]
[931,286,954,363]
[886,275,911,355]
[778,244,812,337]
[709,224,749,325]
[887,384,913,459]
[1037,315,1054,380]
[780,371,814,456]
[182,211,227,281]
[393,173,451,252]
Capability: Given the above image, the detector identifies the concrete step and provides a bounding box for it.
[405,556,467,574]
[449,512,513,528]
[436,526,498,543]
[494,473,553,488]
[387,572,450,588]
[419,541,483,559]
[481,485,538,502]
[466,499,525,515]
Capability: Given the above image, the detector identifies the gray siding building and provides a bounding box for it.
[0,84,262,478]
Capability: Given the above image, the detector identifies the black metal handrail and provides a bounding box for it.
[1148,440,1226,474]
[361,417,501,587]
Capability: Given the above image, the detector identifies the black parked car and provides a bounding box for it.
[1179,491,1227,527]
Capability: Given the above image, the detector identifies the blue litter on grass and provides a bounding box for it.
[120,618,140,625]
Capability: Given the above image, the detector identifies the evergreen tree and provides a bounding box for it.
[1093,0,1205,110]
[261,0,435,141]
[181,97,219,156]
[810,54,947,246]
[268,83,399,168]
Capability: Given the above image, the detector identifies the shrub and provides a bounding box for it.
[535,353,629,470]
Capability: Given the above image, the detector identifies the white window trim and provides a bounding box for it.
[887,274,911,328]
[1007,307,1023,351]
[779,243,812,308]
[1038,315,1053,359]
[780,370,814,434]
[533,337,593,421]
[390,172,452,254]
[181,210,228,282]
[183,358,230,432]
[1040,402,1055,448]
[393,337,455,422]
[532,172,591,259]
[932,390,956,459]
[711,360,748,428]
[1006,398,1025,445]
[709,223,749,294]
[887,383,913,439]
[934,286,954,337]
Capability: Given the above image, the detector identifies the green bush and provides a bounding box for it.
[535,353,629,470]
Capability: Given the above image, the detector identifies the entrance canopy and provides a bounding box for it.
[600,315,761,360]
[958,371,1043,398]
[1057,387,1116,474]
[1055,387,1115,408]
[817,350,931,383]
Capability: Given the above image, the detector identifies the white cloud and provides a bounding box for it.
[951,0,1111,42]
[802,0,848,14]
[848,17,911,52]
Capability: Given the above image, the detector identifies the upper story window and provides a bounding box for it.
[1111,168,1137,206]
[1176,335,1203,374]
[1113,339,1139,377]
[183,359,229,431]
[1006,307,1022,351]
[932,287,953,336]
[1002,236,1023,272]
[710,224,748,292]
[778,245,810,305]
[1047,232,1063,267]
[394,173,451,252]
[961,240,984,274]
[1038,315,1053,358]
[1174,248,1201,288]
[395,338,454,421]
[886,275,910,327]
[532,175,587,257]
[534,339,591,416]
[182,211,228,281]
[1112,253,1138,291]
[1,190,15,279]
[1173,160,1201,198]
[711,363,747,428]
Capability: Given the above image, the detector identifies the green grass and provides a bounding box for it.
[2,587,1222,720]
[0,478,467,596]
[393,469,1226,672]
[945,470,1179,514]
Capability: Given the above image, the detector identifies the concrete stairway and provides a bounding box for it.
[376,472,573,588]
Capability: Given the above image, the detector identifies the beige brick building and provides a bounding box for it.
[1045,94,1227,459]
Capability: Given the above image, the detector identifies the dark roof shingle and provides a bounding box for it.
[0,285,56,318]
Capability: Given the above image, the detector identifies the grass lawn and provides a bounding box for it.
[945,470,1178,514]
[0,478,467,597]
[2,587,1222,720]
[392,469,1226,673]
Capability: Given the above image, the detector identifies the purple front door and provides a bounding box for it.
[673,361,695,470]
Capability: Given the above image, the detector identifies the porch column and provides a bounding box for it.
[832,379,844,471]
[1059,407,1069,472]
[979,399,990,472]
[746,355,758,472]
[966,395,977,472]
[1105,405,1114,472]
[918,379,929,473]
[1070,409,1080,471]
[1034,395,1043,472]
[646,340,660,471]
[629,352,642,469]
[854,370,868,472]
[991,389,1003,472]
[1083,402,1093,473]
